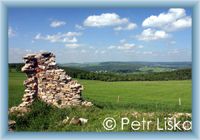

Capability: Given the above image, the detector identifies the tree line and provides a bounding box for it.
[62,67,191,81]
[9,64,191,81]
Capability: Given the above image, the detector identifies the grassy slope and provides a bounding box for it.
[9,71,192,131]
[9,72,26,108]
[80,79,191,111]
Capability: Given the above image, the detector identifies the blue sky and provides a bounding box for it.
[8,8,192,63]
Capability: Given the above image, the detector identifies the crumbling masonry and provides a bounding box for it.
[9,52,92,115]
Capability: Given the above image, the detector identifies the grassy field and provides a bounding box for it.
[80,79,191,111]
[9,71,192,131]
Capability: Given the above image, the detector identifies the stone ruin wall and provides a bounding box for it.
[9,52,92,114]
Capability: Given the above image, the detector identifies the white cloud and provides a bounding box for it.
[84,13,128,27]
[127,23,137,30]
[118,43,136,50]
[50,20,66,28]
[109,40,143,50]
[108,43,143,50]
[119,39,126,43]
[142,8,191,32]
[8,27,16,37]
[34,32,81,43]
[83,13,137,31]
[136,28,169,41]
[75,24,85,30]
[34,33,41,40]
[92,50,106,54]
[113,26,123,31]
[34,32,83,49]
[63,37,77,43]
[108,45,116,49]
[70,37,78,43]
[65,32,82,37]
[114,23,137,31]
[65,43,81,48]
[169,16,191,31]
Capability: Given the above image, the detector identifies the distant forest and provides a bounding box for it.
[9,63,191,81]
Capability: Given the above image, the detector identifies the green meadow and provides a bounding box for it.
[9,71,192,131]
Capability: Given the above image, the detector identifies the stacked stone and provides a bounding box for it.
[36,52,93,107]
[36,52,92,107]
[21,54,38,106]
[9,52,92,115]
[8,120,16,131]
[35,52,57,70]
[9,54,38,114]
[37,69,83,107]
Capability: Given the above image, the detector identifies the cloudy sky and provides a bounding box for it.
[8,8,192,63]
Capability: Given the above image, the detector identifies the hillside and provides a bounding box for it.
[61,61,192,73]
[9,62,192,82]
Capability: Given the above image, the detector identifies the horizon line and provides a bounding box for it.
[8,61,192,64]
